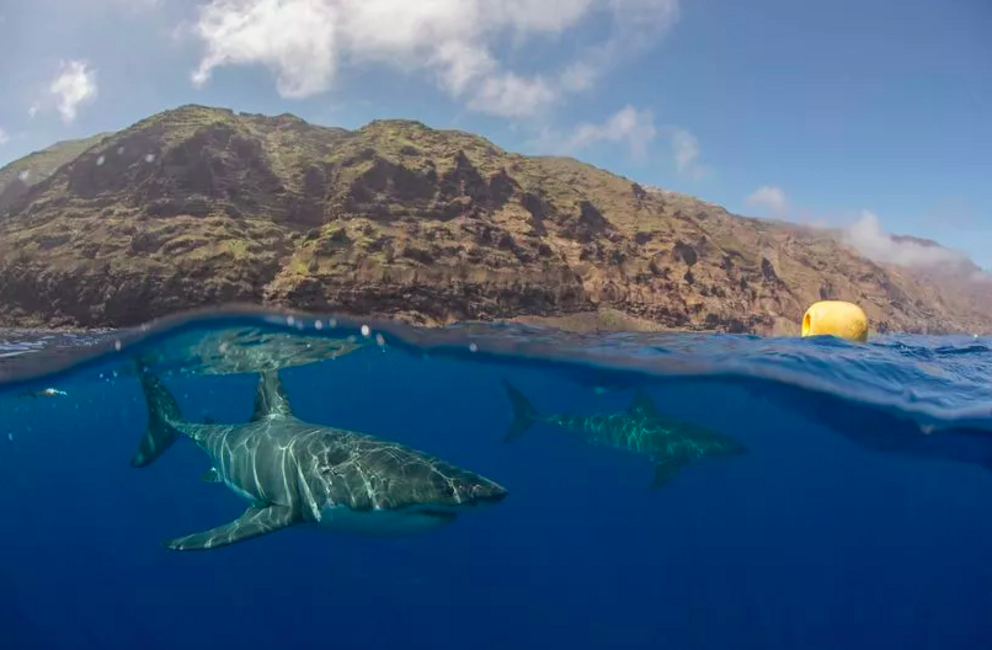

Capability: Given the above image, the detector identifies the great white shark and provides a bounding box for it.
[501,380,748,488]
[131,365,508,551]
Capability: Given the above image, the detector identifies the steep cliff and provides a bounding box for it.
[0,104,986,334]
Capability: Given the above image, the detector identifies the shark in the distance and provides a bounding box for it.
[131,365,508,551]
[501,380,748,489]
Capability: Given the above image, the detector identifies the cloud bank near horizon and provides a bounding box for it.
[743,185,977,271]
[840,210,970,270]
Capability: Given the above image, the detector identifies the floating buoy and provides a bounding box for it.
[801,300,869,343]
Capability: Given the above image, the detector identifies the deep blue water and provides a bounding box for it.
[3,311,992,650]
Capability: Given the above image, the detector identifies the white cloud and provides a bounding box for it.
[428,40,497,97]
[489,0,599,33]
[565,105,657,159]
[108,0,161,9]
[191,0,339,98]
[186,0,680,117]
[669,127,709,180]
[841,209,968,268]
[559,0,681,92]
[467,73,558,119]
[559,61,598,93]
[40,60,99,124]
[0,128,8,145]
[747,185,788,214]
[530,108,710,173]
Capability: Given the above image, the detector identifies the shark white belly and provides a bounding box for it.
[313,504,460,537]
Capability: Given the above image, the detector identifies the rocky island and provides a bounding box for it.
[0,104,988,335]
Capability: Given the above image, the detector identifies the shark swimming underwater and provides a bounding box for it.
[130,365,508,551]
[501,380,748,488]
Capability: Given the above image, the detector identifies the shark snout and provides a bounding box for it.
[429,465,508,509]
[447,476,508,508]
[469,481,509,506]
[723,438,749,456]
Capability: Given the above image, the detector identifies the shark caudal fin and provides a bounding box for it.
[130,361,186,468]
[501,379,540,443]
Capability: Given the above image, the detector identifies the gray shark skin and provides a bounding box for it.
[501,380,747,489]
[131,366,508,551]
[121,327,366,379]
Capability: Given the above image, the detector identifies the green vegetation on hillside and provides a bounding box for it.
[0,104,986,335]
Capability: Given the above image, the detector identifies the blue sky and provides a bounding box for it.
[0,0,989,267]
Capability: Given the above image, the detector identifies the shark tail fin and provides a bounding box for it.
[501,379,539,443]
[130,361,185,468]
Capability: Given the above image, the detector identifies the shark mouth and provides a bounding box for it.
[405,489,508,519]
[412,508,460,522]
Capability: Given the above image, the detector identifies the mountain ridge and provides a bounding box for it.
[0,132,112,212]
[0,104,987,335]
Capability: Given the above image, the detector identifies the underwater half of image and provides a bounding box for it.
[2,308,992,649]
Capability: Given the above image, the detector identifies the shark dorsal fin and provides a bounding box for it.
[628,389,660,419]
[251,370,294,421]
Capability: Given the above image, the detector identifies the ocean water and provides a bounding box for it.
[2,309,992,650]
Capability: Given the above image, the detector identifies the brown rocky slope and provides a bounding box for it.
[0,104,987,335]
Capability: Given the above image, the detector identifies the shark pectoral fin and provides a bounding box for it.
[164,505,299,551]
[200,467,222,484]
[650,456,690,489]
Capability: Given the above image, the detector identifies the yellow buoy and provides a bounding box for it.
[801,300,869,343]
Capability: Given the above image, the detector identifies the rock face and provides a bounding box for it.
[0,133,112,212]
[0,104,988,334]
